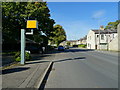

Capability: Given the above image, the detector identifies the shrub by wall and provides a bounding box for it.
[14,51,31,62]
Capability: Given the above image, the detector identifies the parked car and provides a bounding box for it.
[26,46,42,54]
[73,45,78,47]
[58,46,65,51]
[64,45,69,49]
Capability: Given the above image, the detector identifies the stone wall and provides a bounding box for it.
[108,24,120,51]
[108,35,118,51]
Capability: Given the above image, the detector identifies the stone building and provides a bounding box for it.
[87,28,117,50]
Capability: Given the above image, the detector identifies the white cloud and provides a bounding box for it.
[92,10,105,19]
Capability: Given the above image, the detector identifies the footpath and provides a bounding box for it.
[2,52,55,90]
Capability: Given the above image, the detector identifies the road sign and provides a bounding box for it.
[27,20,38,29]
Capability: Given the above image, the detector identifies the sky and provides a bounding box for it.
[47,2,118,40]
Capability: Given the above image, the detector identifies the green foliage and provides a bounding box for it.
[2,2,55,45]
[14,51,31,62]
[66,41,70,46]
[105,20,120,30]
[50,24,66,46]
[78,44,87,48]
[14,52,21,59]
[26,52,31,60]
[15,57,21,62]
[46,45,56,51]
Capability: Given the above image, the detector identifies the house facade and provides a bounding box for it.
[87,29,117,50]
[69,40,78,46]
[59,41,67,46]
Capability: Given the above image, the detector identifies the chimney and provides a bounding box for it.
[100,25,104,30]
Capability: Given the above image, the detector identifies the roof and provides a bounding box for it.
[92,29,117,34]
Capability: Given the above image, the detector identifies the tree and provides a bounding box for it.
[105,20,120,30]
[66,41,70,46]
[2,2,55,46]
[50,24,66,46]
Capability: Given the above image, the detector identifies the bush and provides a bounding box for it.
[14,51,31,62]
[15,57,21,62]
[78,44,87,48]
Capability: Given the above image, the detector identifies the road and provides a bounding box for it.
[45,48,118,88]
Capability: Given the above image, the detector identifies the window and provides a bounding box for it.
[101,34,104,40]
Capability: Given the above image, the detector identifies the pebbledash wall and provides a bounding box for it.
[109,24,120,51]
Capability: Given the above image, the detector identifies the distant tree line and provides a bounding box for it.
[105,20,120,30]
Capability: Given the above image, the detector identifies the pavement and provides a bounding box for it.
[2,52,55,89]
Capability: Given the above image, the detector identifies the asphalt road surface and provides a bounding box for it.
[45,48,118,88]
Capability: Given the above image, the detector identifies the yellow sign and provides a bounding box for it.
[27,20,38,29]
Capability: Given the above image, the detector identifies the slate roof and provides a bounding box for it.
[92,29,117,34]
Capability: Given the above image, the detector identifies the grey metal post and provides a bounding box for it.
[21,29,25,65]
[118,24,120,51]
[99,29,100,50]
[98,20,101,50]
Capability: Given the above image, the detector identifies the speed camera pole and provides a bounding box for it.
[21,29,25,65]
[20,20,38,65]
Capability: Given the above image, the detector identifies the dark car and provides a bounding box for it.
[58,46,65,51]
[26,46,42,54]
[73,45,78,47]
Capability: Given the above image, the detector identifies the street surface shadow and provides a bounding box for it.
[54,57,86,63]
[67,48,94,52]
[48,48,95,55]
[2,67,30,74]
[26,61,49,65]
[30,54,51,61]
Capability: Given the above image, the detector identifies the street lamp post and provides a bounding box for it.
[92,17,101,50]
[99,28,101,50]
[98,20,101,50]
[107,29,109,51]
